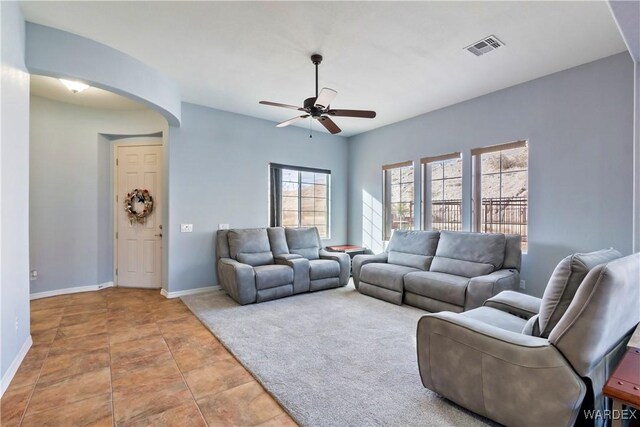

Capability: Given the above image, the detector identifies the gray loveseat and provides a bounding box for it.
[416,249,638,427]
[216,226,350,304]
[352,230,522,312]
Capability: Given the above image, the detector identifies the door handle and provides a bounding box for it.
[155,233,163,238]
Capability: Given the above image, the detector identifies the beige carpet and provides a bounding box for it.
[182,283,493,427]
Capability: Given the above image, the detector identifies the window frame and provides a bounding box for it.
[421,152,463,232]
[269,163,331,239]
[382,160,415,241]
[471,140,528,251]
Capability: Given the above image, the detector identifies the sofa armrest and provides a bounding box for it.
[275,256,310,294]
[319,249,350,286]
[417,312,586,427]
[217,258,256,305]
[484,290,542,320]
[351,253,388,288]
[464,269,520,311]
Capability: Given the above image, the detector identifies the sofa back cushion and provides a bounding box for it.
[387,230,439,270]
[503,234,522,271]
[267,227,289,256]
[285,227,321,260]
[228,228,274,266]
[430,231,506,278]
[537,248,622,338]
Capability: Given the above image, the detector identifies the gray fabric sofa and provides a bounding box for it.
[216,226,350,304]
[352,230,522,311]
[416,249,639,427]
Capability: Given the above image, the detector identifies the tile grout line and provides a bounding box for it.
[106,296,116,427]
[155,311,209,427]
[17,299,70,426]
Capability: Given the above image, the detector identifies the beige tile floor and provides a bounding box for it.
[0,287,298,427]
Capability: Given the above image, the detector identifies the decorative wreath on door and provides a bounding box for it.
[125,189,154,224]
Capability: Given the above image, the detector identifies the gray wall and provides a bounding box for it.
[1,1,31,389]
[167,103,349,293]
[29,96,166,294]
[348,52,634,297]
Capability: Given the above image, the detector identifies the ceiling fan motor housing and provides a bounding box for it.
[304,97,324,117]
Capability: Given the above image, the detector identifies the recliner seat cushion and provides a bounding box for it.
[430,231,506,277]
[537,248,622,338]
[461,306,528,334]
[309,259,340,280]
[253,265,294,290]
[386,230,440,270]
[404,271,469,306]
[228,229,274,266]
[285,227,321,260]
[360,263,419,292]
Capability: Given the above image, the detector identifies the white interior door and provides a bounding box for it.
[116,144,162,288]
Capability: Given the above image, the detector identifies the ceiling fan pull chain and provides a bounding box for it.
[309,117,313,138]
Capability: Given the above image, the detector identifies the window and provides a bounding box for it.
[421,153,462,231]
[383,161,414,240]
[269,163,330,238]
[472,140,528,251]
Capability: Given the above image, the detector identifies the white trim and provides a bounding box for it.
[0,335,33,397]
[160,285,219,299]
[30,282,114,300]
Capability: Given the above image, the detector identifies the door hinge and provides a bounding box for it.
[115,268,118,276]
[116,195,118,202]
[116,232,118,239]
[116,158,119,166]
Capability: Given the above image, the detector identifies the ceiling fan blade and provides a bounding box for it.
[317,116,342,134]
[315,88,337,109]
[327,109,376,119]
[260,101,305,111]
[276,115,310,128]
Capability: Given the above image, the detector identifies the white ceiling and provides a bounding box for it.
[20,1,626,137]
[31,74,147,110]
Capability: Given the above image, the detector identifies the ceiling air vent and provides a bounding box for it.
[465,35,505,56]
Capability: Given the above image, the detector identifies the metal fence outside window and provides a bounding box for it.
[431,197,528,249]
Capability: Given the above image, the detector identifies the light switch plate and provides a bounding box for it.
[180,224,193,233]
[218,224,229,230]
[519,280,526,289]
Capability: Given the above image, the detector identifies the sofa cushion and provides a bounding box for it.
[387,230,439,270]
[267,227,289,256]
[461,307,527,334]
[434,231,506,268]
[254,264,294,290]
[309,259,340,280]
[228,229,274,266]
[537,248,622,338]
[360,263,419,292]
[285,227,321,260]
[429,257,494,279]
[404,271,469,306]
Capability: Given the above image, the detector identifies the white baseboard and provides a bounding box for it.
[161,285,219,299]
[0,335,33,397]
[30,281,114,300]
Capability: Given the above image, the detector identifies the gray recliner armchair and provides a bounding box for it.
[416,249,639,427]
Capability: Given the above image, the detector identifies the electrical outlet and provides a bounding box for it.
[30,270,38,281]
[218,224,229,230]
[520,280,526,290]
[15,317,19,334]
[180,224,193,233]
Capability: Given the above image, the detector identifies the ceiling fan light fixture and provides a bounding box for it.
[59,78,90,94]
[258,54,376,135]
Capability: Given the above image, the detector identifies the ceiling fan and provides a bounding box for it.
[259,54,376,135]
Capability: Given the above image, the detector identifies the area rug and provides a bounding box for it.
[182,284,492,427]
